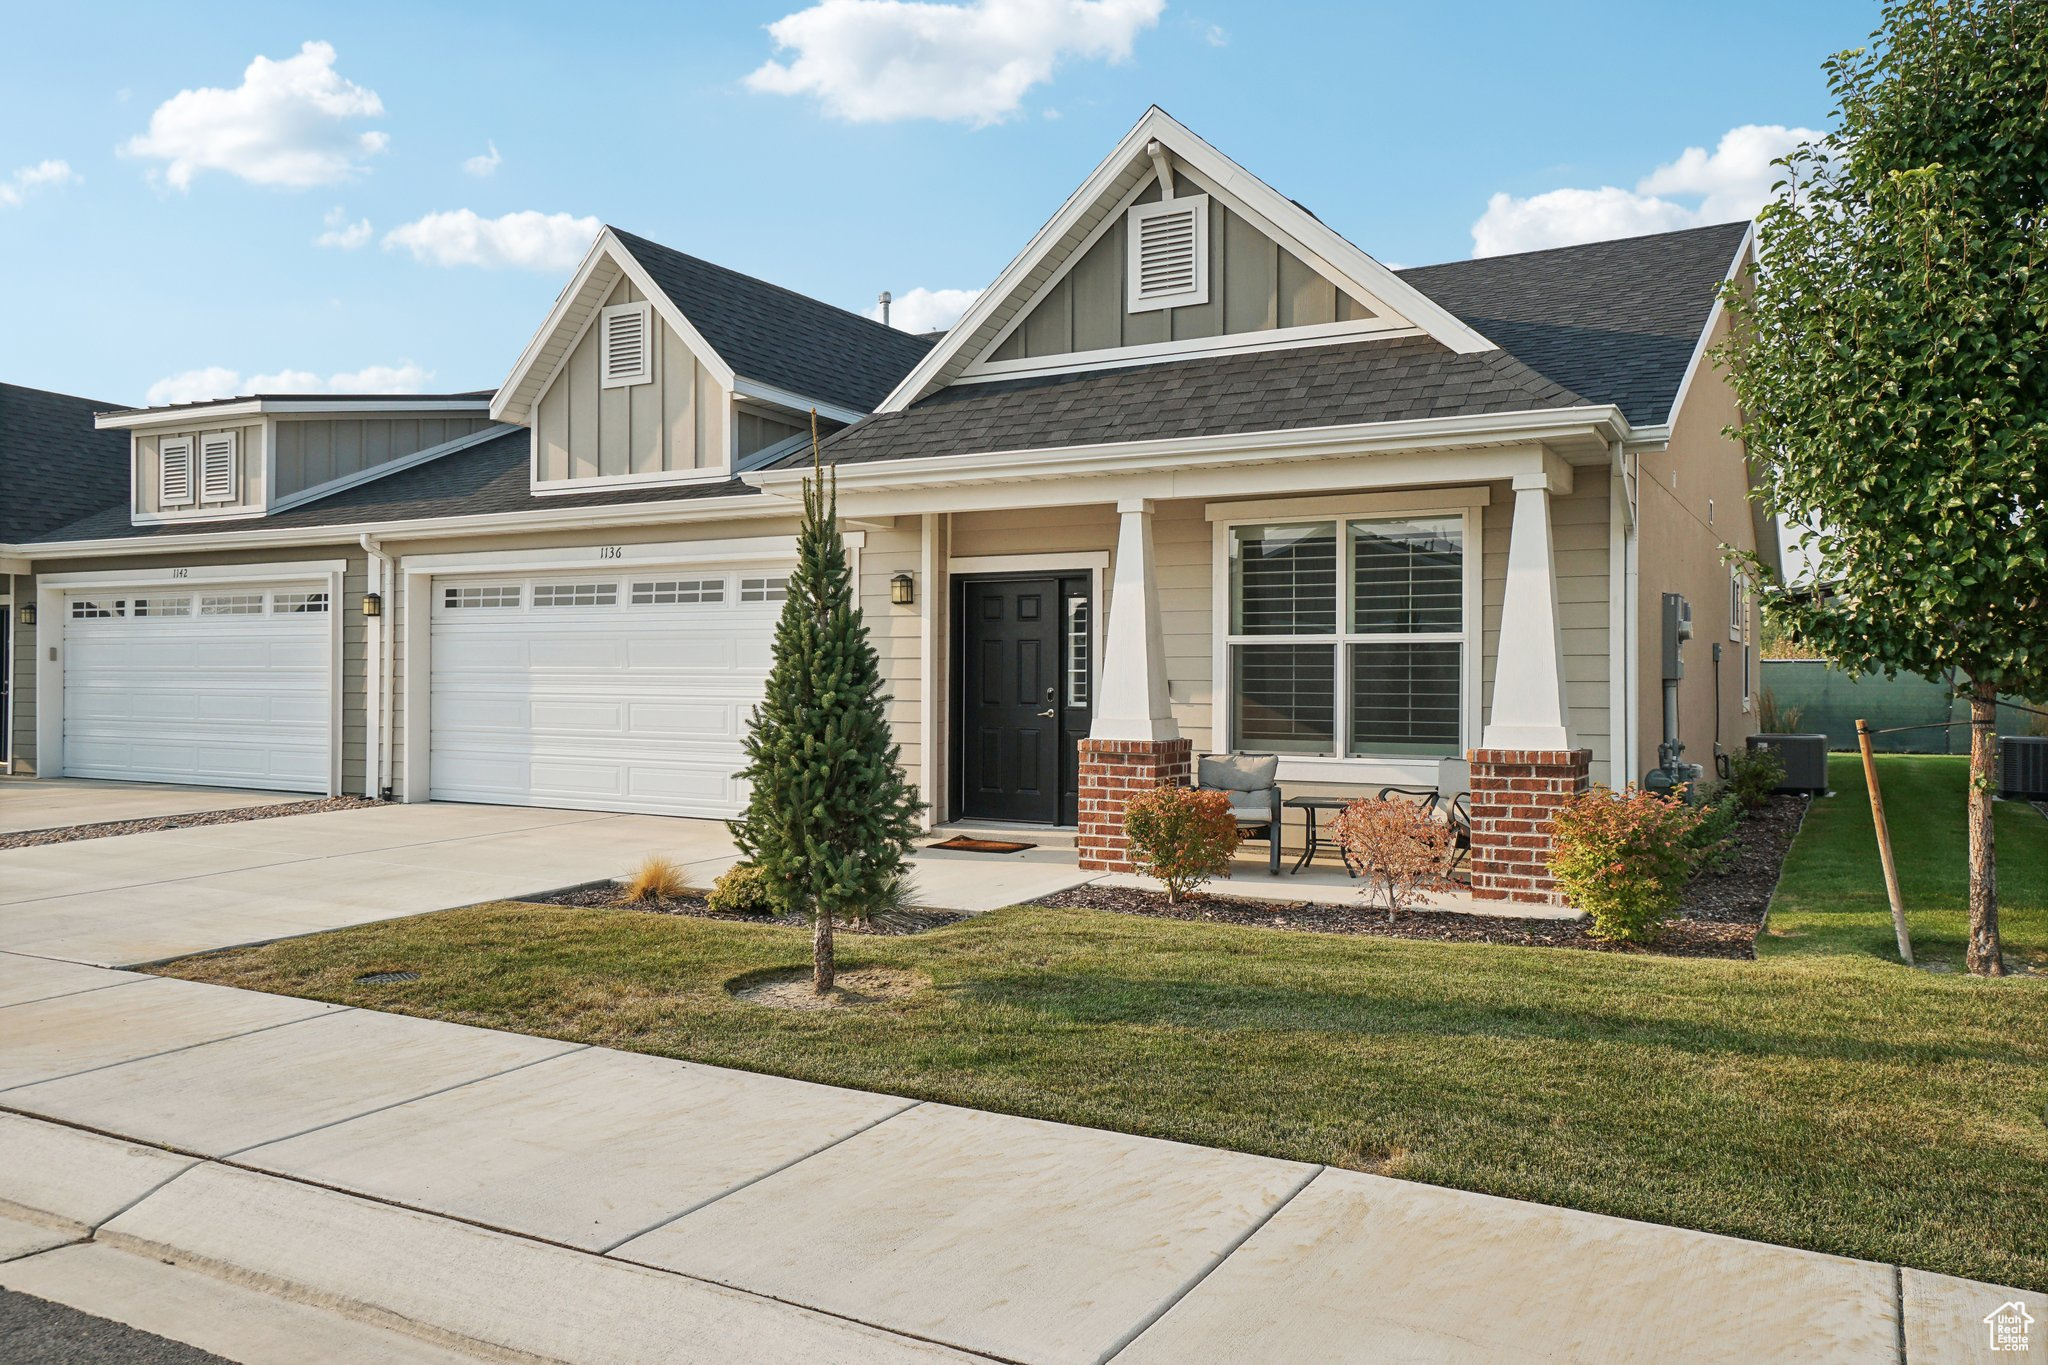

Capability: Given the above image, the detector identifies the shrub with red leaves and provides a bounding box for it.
[1548,786,1707,942]
[1327,797,1457,920]
[1123,787,1241,904]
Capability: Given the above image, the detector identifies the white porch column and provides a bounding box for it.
[1091,498,1178,742]
[1482,472,1574,751]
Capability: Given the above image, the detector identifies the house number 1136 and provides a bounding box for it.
[596,546,623,559]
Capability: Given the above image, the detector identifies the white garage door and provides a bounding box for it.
[62,585,333,792]
[427,568,789,817]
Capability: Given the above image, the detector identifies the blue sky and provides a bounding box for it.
[0,0,1881,407]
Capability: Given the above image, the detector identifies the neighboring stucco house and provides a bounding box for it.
[0,108,1770,904]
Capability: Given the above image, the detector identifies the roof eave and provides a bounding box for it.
[744,405,1631,496]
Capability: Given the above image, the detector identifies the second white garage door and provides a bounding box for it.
[61,584,334,792]
[427,568,789,817]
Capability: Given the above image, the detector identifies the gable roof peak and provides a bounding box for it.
[876,105,1498,412]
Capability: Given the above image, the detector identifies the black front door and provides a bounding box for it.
[958,576,1068,824]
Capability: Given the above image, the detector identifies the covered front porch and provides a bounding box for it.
[817,419,1630,909]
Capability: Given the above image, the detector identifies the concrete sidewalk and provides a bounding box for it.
[0,949,2024,1363]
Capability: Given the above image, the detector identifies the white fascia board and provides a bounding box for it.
[1660,221,1754,439]
[877,106,1496,413]
[529,464,733,497]
[269,424,520,515]
[37,558,347,589]
[490,228,737,427]
[746,406,1629,498]
[13,490,789,561]
[97,399,491,431]
[731,377,868,426]
[961,320,1423,384]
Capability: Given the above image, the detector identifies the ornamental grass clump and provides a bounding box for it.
[1123,787,1240,904]
[622,854,693,903]
[1327,797,1456,921]
[1547,787,1707,943]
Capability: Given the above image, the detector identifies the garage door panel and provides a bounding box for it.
[429,570,784,818]
[62,586,332,795]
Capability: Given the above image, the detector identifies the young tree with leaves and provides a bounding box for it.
[731,425,924,993]
[1724,0,2048,976]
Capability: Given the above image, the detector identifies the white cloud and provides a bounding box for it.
[0,159,81,208]
[871,286,980,333]
[144,361,433,407]
[463,141,502,177]
[746,0,1165,125]
[121,40,388,190]
[1469,124,1819,258]
[1202,22,1228,46]
[314,206,371,249]
[382,209,600,270]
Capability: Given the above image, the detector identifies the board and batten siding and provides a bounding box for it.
[989,171,1373,363]
[133,422,265,516]
[274,416,494,501]
[533,277,725,483]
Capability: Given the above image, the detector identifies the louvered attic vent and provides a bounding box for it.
[600,300,653,388]
[1127,193,1210,312]
[159,436,195,508]
[199,431,238,503]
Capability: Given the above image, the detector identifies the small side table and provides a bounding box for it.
[1283,795,1356,875]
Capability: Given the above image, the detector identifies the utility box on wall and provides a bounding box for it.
[1748,733,1829,796]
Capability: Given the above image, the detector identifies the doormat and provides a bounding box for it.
[928,836,1037,855]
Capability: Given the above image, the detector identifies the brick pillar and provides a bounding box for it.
[1467,747,1592,905]
[1077,737,1194,872]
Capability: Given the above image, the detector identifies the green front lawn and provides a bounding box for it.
[159,754,2048,1292]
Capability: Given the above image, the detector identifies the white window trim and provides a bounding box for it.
[599,300,653,389]
[1126,193,1211,314]
[159,436,195,508]
[35,559,347,797]
[1210,502,1483,784]
[199,430,239,504]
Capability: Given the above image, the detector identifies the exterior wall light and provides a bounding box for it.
[16,603,35,627]
[890,572,915,607]
[361,592,382,618]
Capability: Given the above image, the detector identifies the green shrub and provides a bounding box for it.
[1548,787,1707,943]
[707,864,782,915]
[1123,787,1241,904]
[1726,745,1786,812]
[1687,789,1741,873]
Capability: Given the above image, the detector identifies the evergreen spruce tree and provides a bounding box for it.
[731,420,924,993]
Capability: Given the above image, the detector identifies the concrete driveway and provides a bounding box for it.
[0,802,742,969]
[0,778,304,835]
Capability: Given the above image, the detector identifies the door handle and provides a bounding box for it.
[1037,707,1057,718]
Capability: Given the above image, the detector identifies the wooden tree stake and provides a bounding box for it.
[1857,718,1913,966]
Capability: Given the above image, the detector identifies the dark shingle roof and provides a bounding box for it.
[0,382,134,543]
[34,427,759,544]
[1396,221,1748,426]
[790,335,1587,469]
[611,229,937,413]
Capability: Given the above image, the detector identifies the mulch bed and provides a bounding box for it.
[1040,794,1810,960]
[530,883,969,936]
[0,795,379,851]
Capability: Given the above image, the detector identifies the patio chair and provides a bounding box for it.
[1376,758,1472,879]
[1197,752,1283,875]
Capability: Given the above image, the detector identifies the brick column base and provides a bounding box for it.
[1467,747,1592,905]
[1077,737,1194,872]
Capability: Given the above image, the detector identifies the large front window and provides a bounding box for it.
[1227,514,1466,758]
